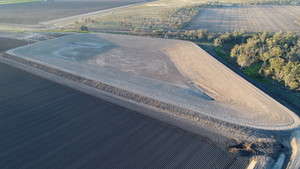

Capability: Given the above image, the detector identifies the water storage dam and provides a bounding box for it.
[0,0,149,25]
[4,33,300,134]
[1,33,300,168]
[0,63,249,168]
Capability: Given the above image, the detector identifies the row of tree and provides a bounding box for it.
[230,32,300,91]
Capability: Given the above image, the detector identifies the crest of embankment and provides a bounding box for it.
[161,40,300,130]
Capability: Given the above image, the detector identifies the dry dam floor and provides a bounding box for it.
[5,33,300,131]
[0,63,250,168]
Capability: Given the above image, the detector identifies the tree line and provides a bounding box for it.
[230,32,300,91]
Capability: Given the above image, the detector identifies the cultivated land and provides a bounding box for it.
[0,0,147,25]
[4,33,300,168]
[1,0,300,167]
[4,33,300,133]
[187,5,300,32]
[0,37,28,51]
[0,63,249,168]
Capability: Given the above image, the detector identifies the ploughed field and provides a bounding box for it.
[0,63,249,168]
[187,5,300,32]
[0,37,28,51]
[0,0,146,25]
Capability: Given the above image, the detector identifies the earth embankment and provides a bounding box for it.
[3,33,300,133]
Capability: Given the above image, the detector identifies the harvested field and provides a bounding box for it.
[0,63,250,168]
[0,0,147,25]
[187,5,300,32]
[5,33,300,133]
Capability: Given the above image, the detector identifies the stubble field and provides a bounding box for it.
[0,0,147,25]
[187,5,300,32]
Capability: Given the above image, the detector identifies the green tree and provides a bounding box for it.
[197,29,208,39]
[268,56,285,81]
[282,61,300,90]
[80,25,89,31]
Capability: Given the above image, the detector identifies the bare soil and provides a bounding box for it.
[3,33,299,168]
[6,33,300,131]
[187,5,300,32]
[0,37,28,51]
[0,0,147,25]
[0,62,250,168]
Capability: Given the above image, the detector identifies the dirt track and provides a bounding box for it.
[187,5,300,32]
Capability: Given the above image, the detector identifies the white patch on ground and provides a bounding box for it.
[87,47,170,78]
[246,159,257,169]
[288,130,300,169]
[52,42,108,61]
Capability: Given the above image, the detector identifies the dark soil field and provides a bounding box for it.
[0,0,146,25]
[0,37,29,51]
[0,63,249,168]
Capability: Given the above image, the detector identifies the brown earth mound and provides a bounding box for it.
[5,33,300,131]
